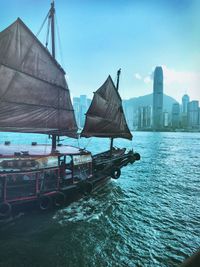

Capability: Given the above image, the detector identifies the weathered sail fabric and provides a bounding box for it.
[81,76,132,140]
[0,18,78,137]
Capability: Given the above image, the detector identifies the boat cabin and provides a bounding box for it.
[0,144,92,204]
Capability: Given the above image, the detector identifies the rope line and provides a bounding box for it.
[55,15,65,69]
[45,17,51,48]
[36,10,50,37]
[84,138,92,150]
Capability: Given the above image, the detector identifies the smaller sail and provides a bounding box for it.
[81,76,132,140]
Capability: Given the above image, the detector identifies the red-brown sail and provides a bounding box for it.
[0,18,77,137]
[81,75,132,140]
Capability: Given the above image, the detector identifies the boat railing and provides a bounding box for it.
[0,167,60,203]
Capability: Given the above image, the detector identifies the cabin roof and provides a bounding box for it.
[0,144,85,157]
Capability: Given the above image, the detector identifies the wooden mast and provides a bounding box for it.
[50,1,55,59]
[116,68,121,92]
[50,0,57,151]
[110,68,121,155]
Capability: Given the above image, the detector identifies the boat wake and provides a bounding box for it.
[53,196,104,223]
[53,182,125,224]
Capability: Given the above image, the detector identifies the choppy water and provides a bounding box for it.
[0,132,200,267]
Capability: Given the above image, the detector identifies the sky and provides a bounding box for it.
[0,0,200,103]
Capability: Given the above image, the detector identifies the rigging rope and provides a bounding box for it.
[36,10,50,37]
[83,138,92,150]
[55,15,65,69]
[45,17,51,48]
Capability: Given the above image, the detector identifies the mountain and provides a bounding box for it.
[123,93,178,112]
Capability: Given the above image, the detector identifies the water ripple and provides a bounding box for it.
[0,132,200,267]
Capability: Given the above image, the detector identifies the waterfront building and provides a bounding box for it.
[180,94,189,129]
[153,66,163,130]
[187,101,199,129]
[180,113,188,129]
[123,100,136,130]
[73,97,80,128]
[182,94,190,113]
[171,103,180,129]
[132,110,139,130]
[138,106,152,130]
[163,111,169,128]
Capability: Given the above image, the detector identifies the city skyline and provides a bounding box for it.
[72,66,200,132]
[0,0,199,103]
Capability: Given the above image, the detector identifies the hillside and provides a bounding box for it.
[123,93,178,112]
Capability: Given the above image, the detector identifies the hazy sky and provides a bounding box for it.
[1,0,200,103]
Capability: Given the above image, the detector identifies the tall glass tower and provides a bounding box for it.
[153,66,163,130]
[182,94,190,114]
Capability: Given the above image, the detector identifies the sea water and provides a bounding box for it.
[0,131,199,267]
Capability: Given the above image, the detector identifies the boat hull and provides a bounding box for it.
[0,174,111,224]
[0,148,140,223]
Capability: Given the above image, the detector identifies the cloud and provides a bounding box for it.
[134,72,152,84]
[160,65,200,102]
[144,76,151,84]
[161,65,200,86]
[134,73,142,80]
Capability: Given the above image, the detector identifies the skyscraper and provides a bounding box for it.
[138,106,152,129]
[180,94,189,129]
[153,66,163,130]
[171,103,180,129]
[163,111,169,128]
[73,97,80,128]
[182,94,190,114]
[188,101,199,129]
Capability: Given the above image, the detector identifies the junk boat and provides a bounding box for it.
[0,1,140,220]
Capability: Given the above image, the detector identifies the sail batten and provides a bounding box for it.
[1,62,68,91]
[2,99,74,111]
[0,18,78,137]
[81,76,132,140]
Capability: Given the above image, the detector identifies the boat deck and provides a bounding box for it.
[0,144,84,157]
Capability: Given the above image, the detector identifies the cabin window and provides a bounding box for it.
[59,156,73,185]
[66,156,72,165]
[46,157,58,168]
[5,173,36,200]
[72,154,92,181]
[59,156,72,169]
[39,169,58,192]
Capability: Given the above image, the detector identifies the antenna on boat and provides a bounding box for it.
[49,0,57,151]
[110,69,121,156]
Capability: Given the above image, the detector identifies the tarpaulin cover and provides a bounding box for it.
[0,18,78,136]
[81,76,132,140]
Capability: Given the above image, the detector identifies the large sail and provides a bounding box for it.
[0,18,78,137]
[81,76,132,140]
